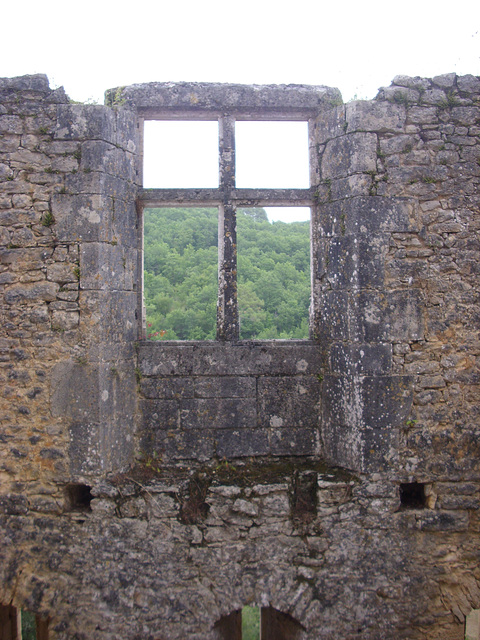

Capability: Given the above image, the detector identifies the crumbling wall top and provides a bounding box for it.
[105,81,343,114]
[0,74,68,103]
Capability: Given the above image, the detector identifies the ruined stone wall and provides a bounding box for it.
[0,73,479,640]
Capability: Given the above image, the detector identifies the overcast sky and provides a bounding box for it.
[2,0,479,221]
[3,0,478,104]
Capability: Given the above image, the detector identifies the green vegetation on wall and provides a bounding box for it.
[144,207,310,340]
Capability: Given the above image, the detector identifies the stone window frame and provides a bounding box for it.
[136,85,330,342]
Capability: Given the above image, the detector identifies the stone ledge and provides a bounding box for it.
[105,81,342,113]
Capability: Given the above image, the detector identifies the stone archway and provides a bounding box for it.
[213,605,304,640]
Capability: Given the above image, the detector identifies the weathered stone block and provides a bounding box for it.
[321,419,362,470]
[322,373,411,470]
[360,424,400,471]
[80,243,136,291]
[323,419,399,473]
[55,104,116,142]
[180,398,256,430]
[138,344,195,376]
[52,361,137,427]
[408,107,438,124]
[194,376,256,398]
[80,140,136,181]
[321,375,355,427]
[46,262,78,284]
[414,511,469,532]
[51,310,79,331]
[51,193,114,243]
[190,343,322,376]
[353,290,424,342]
[140,398,179,432]
[216,428,269,458]
[140,377,194,399]
[315,105,346,144]
[329,343,392,375]
[270,427,318,456]
[450,106,480,126]
[346,100,406,133]
[258,376,320,428]
[111,198,138,249]
[322,133,377,179]
[437,495,479,510]
[323,234,387,289]
[63,170,136,200]
[0,116,24,135]
[0,494,29,515]
[107,81,342,111]
[432,73,456,88]
[114,107,138,153]
[79,290,137,360]
[329,173,372,200]
[163,428,215,460]
[380,134,418,155]
[313,291,349,341]
[319,197,416,236]
[360,376,413,429]
[456,74,480,93]
[138,343,323,377]
[3,281,58,304]
[68,420,105,474]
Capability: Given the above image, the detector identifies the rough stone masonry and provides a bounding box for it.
[0,72,479,639]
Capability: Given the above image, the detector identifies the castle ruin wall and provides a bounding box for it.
[0,72,479,640]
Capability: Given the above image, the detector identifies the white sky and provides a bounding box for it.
[2,0,478,104]
[2,0,478,222]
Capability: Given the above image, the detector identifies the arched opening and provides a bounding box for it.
[0,604,48,640]
[214,605,304,640]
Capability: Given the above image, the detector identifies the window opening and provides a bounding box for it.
[144,207,218,340]
[237,207,311,340]
[140,112,314,342]
[143,120,218,188]
[213,606,303,639]
[0,605,48,640]
[235,121,309,188]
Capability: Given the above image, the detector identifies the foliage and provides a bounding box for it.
[21,610,37,640]
[242,606,260,639]
[144,207,310,340]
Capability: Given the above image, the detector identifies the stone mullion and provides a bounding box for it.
[217,115,239,341]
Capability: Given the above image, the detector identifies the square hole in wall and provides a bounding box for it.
[399,482,426,509]
[235,121,309,188]
[237,207,311,339]
[65,483,92,511]
[143,120,218,188]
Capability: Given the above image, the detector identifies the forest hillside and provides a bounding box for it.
[144,207,310,340]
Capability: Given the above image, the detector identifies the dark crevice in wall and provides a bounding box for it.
[64,484,93,512]
[399,482,426,509]
[291,470,318,524]
[178,473,211,524]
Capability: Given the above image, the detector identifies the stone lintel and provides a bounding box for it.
[106,81,342,114]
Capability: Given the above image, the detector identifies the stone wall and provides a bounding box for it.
[0,73,479,640]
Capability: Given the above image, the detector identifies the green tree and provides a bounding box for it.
[144,207,310,340]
